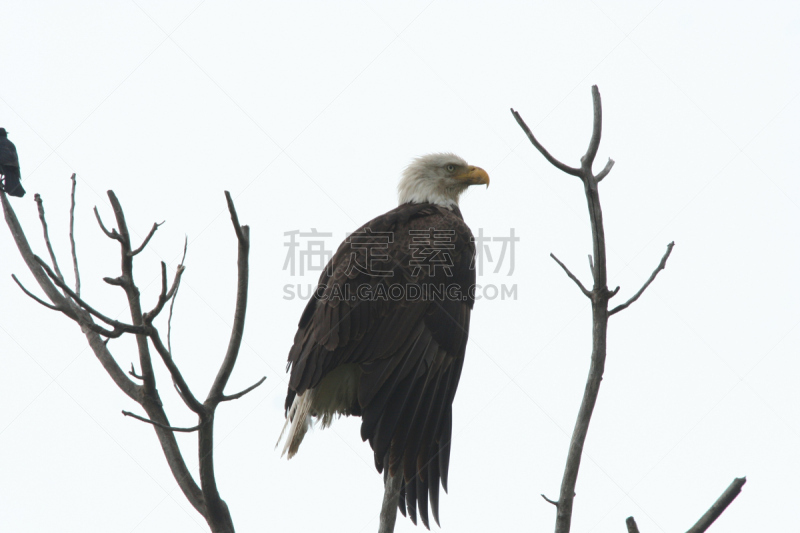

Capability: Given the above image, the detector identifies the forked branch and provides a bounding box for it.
[206,191,250,405]
[511,109,581,177]
[4,181,259,533]
[93,206,120,241]
[513,86,684,533]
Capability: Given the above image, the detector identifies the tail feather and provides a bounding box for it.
[276,389,316,458]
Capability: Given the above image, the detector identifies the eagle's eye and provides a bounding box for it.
[446,164,456,172]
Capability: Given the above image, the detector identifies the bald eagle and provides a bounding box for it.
[279,153,489,528]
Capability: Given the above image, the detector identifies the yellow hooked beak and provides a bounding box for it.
[453,165,490,187]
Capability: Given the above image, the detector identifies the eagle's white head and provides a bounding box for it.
[397,153,490,209]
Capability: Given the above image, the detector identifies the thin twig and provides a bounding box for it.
[93,206,120,240]
[144,263,185,322]
[686,477,746,533]
[35,255,144,335]
[625,516,640,533]
[129,221,163,256]
[510,109,582,177]
[224,191,245,243]
[34,194,65,285]
[595,158,615,182]
[541,494,559,507]
[168,236,188,356]
[609,242,675,316]
[2,193,68,308]
[12,274,61,311]
[220,376,266,402]
[122,410,202,432]
[149,329,205,414]
[129,363,143,380]
[68,173,81,296]
[550,253,592,298]
[581,86,604,170]
[207,192,250,404]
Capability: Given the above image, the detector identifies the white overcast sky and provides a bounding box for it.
[1,1,798,532]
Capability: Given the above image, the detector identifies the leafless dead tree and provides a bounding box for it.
[2,179,263,533]
[512,86,745,532]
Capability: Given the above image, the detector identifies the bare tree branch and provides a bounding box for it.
[69,173,81,296]
[625,516,640,533]
[106,191,158,396]
[34,193,66,286]
[11,274,62,311]
[595,158,615,182]
[686,477,746,533]
[144,262,185,322]
[189,191,251,533]
[35,255,144,335]
[3,189,140,400]
[129,221,163,257]
[122,410,203,432]
[3,195,70,310]
[609,242,675,316]
[514,86,641,533]
[581,86,604,170]
[93,206,120,241]
[207,191,250,404]
[224,190,245,243]
[551,253,592,298]
[220,376,266,402]
[379,470,404,533]
[129,363,143,380]
[511,108,582,177]
[168,237,188,355]
[148,329,205,415]
[542,494,559,507]
[4,185,212,519]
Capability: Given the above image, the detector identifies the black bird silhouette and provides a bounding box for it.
[0,128,25,197]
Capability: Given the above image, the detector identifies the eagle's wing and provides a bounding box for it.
[285,202,475,527]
